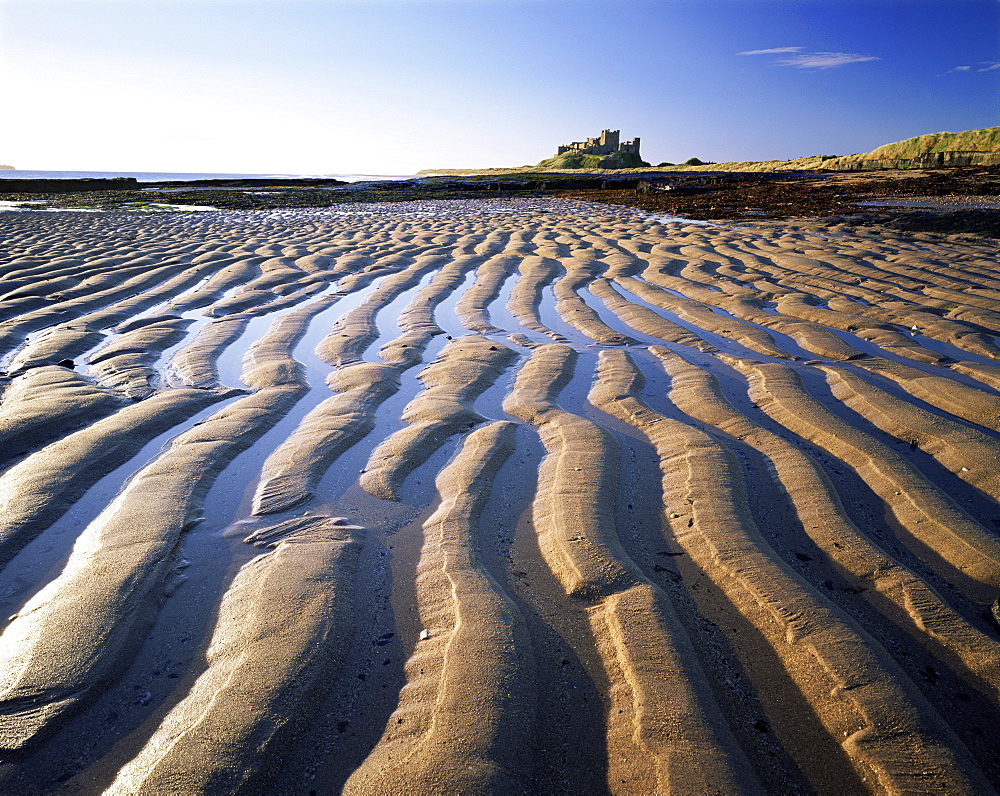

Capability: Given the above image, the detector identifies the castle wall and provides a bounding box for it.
[618,137,640,155]
[553,130,641,160]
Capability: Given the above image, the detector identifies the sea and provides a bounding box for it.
[0,169,414,183]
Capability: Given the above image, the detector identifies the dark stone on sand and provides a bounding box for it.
[882,209,1000,237]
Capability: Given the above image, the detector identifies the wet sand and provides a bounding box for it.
[0,198,998,793]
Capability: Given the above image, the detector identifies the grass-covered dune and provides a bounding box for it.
[823,126,1000,169]
[863,126,1000,158]
[419,155,833,176]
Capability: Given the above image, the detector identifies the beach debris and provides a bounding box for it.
[419,629,430,641]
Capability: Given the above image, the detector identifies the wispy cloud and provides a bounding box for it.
[739,47,804,56]
[740,46,879,69]
[940,61,1000,76]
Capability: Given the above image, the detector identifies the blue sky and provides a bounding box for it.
[1,0,997,174]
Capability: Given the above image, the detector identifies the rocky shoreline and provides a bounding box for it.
[554,166,1000,234]
[1,167,997,236]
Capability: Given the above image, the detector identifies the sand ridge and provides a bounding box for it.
[0,199,998,792]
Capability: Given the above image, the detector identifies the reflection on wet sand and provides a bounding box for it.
[0,198,998,793]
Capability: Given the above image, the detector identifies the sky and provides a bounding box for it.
[1,0,998,175]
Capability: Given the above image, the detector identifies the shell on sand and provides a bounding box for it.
[0,198,998,793]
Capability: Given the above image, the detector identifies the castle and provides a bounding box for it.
[556,129,641,158]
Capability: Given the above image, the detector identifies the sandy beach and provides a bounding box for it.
[1,197,999,793]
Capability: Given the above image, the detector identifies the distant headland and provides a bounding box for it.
[0,165,14,170]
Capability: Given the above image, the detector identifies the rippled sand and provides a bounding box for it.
[1,198,999,793]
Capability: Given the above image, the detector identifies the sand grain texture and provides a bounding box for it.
[0,200,998,793]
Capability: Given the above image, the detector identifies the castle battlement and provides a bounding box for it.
[556,129,641,158]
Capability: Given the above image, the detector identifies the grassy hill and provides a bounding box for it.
[865,126,1000,158]
[419,155,830,176]
[822,126,1000,169]
[535,150,649,169]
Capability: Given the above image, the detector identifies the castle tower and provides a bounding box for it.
[599,129,620,154]
[619,137,641,157]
